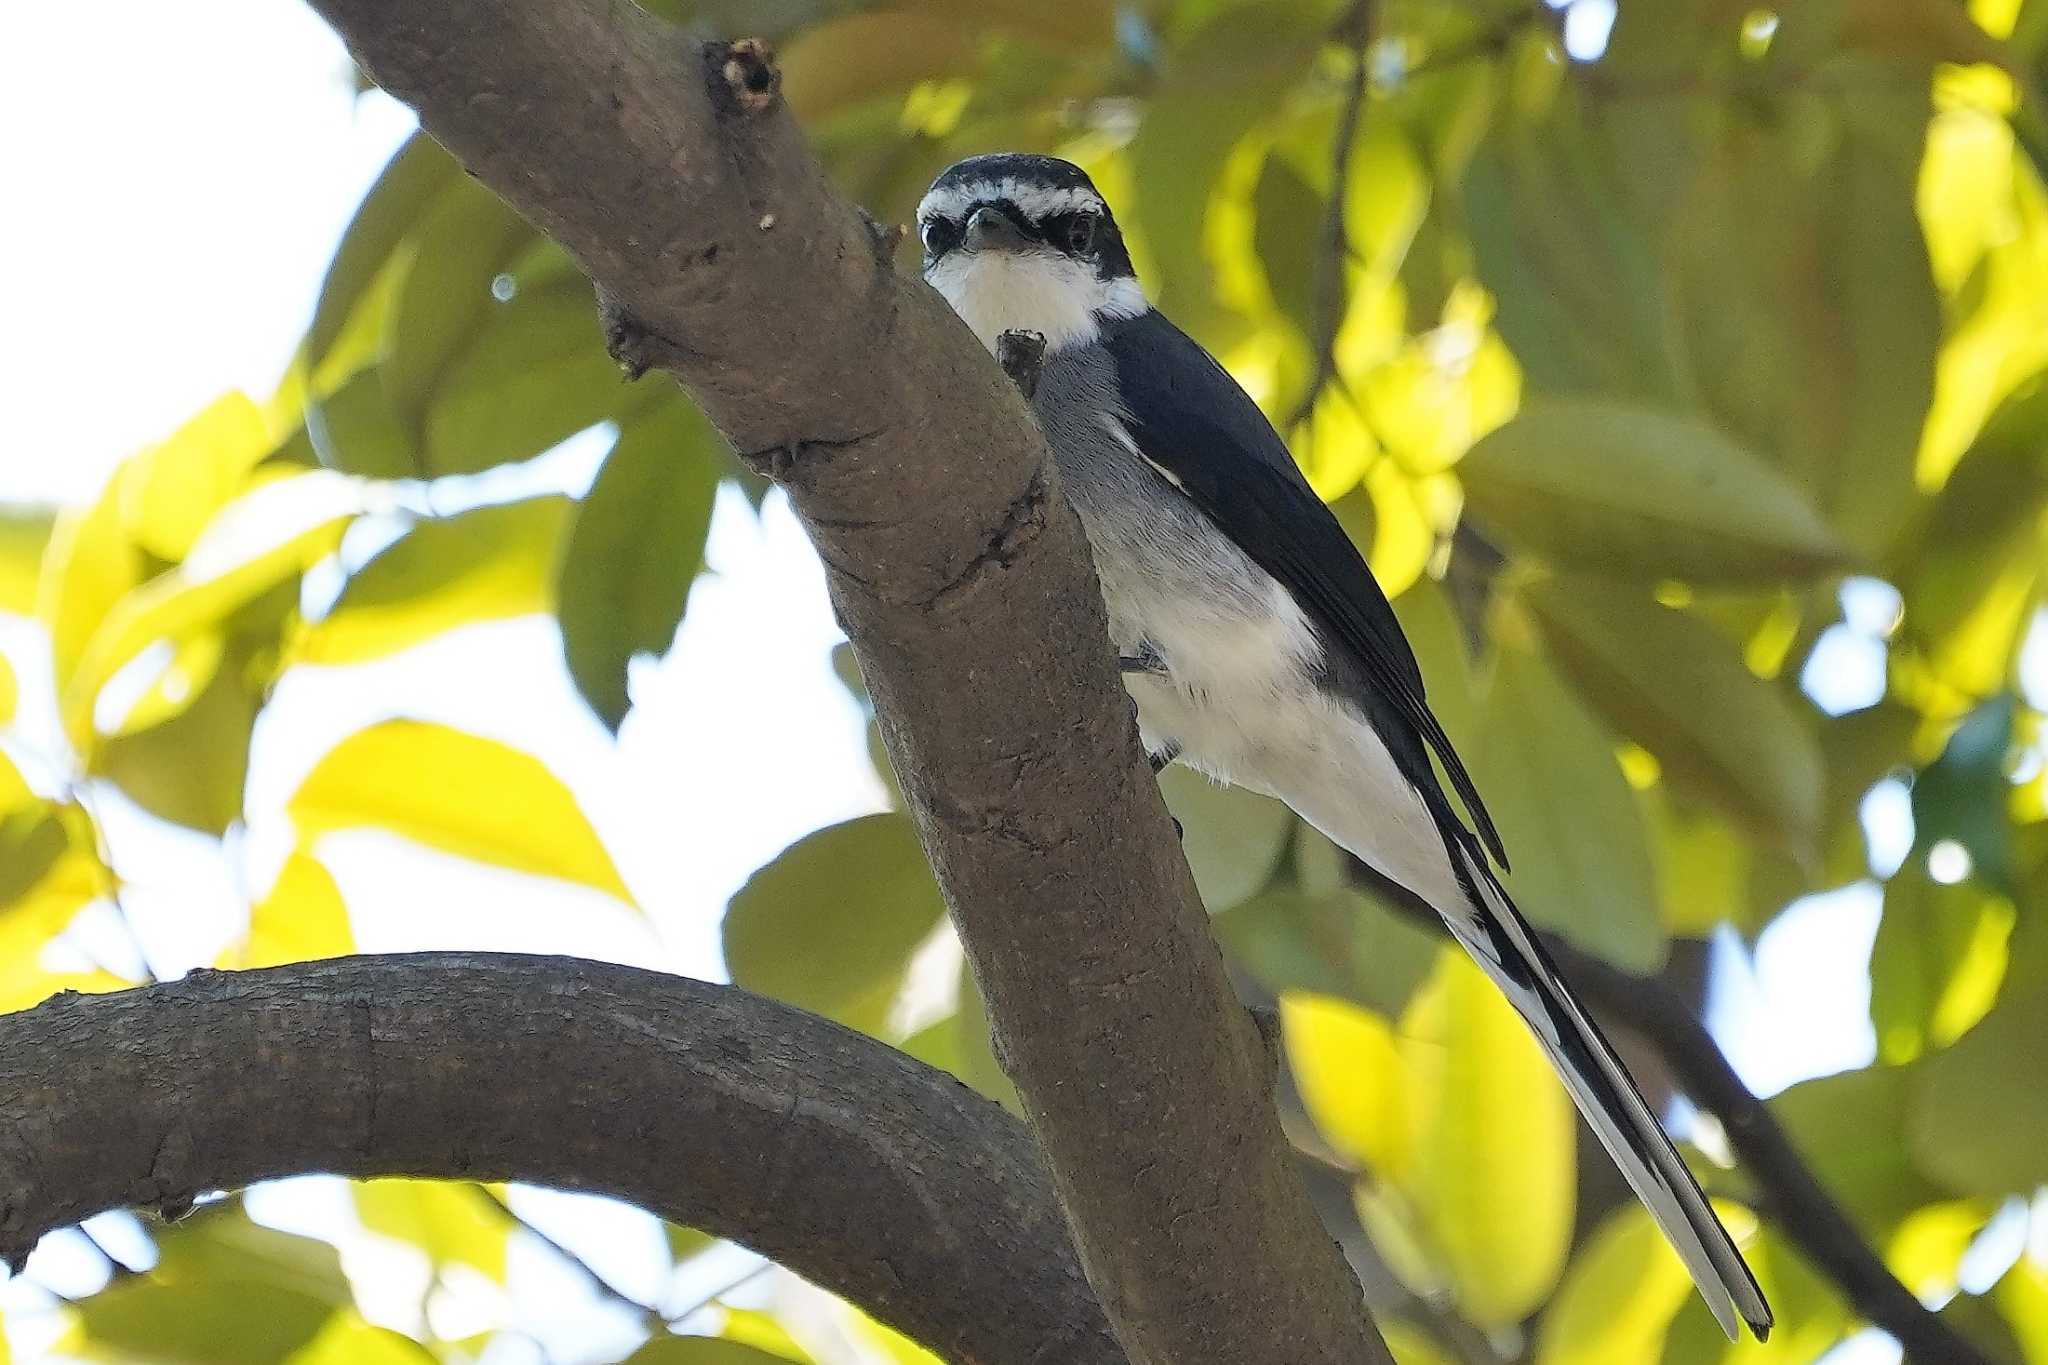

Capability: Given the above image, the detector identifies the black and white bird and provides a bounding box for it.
[917,153,1773,1342]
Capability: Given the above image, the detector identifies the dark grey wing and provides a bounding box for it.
[1099,308,1508,870]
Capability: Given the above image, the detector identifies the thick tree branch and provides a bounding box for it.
[299,3,1385,1361]
[0,955,1117,1365]
[1349,863,1995,1365]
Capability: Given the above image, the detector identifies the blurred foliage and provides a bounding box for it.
[3,0,2048,1360]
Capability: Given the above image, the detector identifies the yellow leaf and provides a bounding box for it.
[114,392,275,562]
[1886,1199,1992,1301]
[1995,1254,2048,1364]
[0,505,55,615]
[239,852,354,968]
[1403,949,1575,1326]
[38,485,146,700]
[1384,1322,1457,1365]
[1537,1206,1696,1365]
[299,496,572,665]
[0,848,123,1014]
[282,1313,434,1365]
[1363,460,1434,600]
[65,473,358,753]
[288,720,634,905]
[0,651,15,727]
[354,1180,509,1279]
[1352,1179,1444,1301]
[1281,992,1414,1177]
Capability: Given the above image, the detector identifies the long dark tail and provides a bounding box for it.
[1436,833,1773,1342]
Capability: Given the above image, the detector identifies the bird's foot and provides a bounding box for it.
[997,329,1047,398]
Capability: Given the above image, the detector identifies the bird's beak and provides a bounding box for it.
[963,204,1031,253]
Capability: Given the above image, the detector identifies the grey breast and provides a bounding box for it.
[1028,342,1281,662]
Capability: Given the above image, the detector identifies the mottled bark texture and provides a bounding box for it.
[0,956,1116,1364]
[284,1,1389,1361]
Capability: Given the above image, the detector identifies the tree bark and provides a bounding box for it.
[296,2,1388,1362]
[0,955,1118,1364]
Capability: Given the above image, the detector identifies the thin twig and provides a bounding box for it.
[478,1186,665,1328]
[1346,860,1996,1365]
[1396,4,1548,85]
[1287,0,1375,432]
[665,1257,777,1327]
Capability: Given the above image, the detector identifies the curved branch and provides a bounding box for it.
[299,3,1387,1362]
[0,954,1119,1365]
[1349,863,1994,1365]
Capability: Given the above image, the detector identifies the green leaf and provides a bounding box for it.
[384,178,536,446]
[1464,88,1681,403]
[302,496,573,664]
[559,401,724,731]
[68,1207,349,1365]
[1404,949,1575,1326]
[1391,577,1479,762]
[283,1315,436,1365]
[288,720,634,905]
[1158,766,1294,910]
[422,279,648,476]
[723,813,945,1035]
[1774,1064,1941,1230]
[1526,575,1824,852]
[239,852,354,968]
[66,479,355,752]
[354,1180,510,1279]
[0,504,56,614]
[1471,642,1665,972]
[95,637,261,835]
[1127,0,1330,328]
[1459,400,1849,583]
[1537,1206,1697,1365]
[0,768,69,910]
[306,131,462,370]
[622,1339,800,1365]
[1869,868,2014,1064]
[902,962,1018,1110]
[1215,882,1441,1018]
[1910,694,2018,892]
[112,392,277,562]
[1911,981,2048,1196]
[777,11,979,122]
[1670,85,1939,557]
[664,1222,714,1265]
[305,366,417,479]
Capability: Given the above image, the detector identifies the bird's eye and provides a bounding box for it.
[1064,212,1100,254]
[920,216,962,256]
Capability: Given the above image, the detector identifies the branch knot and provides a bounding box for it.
[713,39,781,116]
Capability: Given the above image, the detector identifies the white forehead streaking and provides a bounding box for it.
[925,248,1145,356]
[916,178,1106,225]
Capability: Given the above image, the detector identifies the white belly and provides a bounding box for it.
[1101,560,1463,913]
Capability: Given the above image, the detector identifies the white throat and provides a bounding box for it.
[924,249,1146,356]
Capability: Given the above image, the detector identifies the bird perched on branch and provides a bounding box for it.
[917,152,1772,1343]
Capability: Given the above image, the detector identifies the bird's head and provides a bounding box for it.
[917,154,1147,355]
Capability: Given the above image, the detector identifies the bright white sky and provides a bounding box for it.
[3,2,2036,1362]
